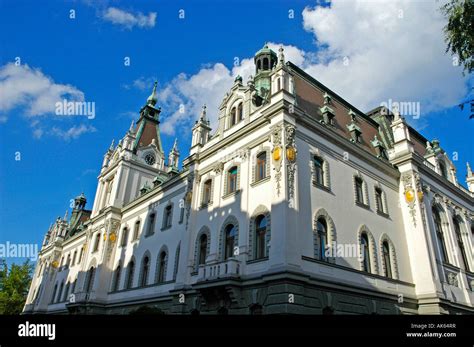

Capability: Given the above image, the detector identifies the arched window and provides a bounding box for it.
[147,213,155,236]
[313,156,324,186]
[227,166,238,194]
[375,188,384,214]
[361,233,371,272]
[84,267,95,293]
[382,241,392,278]
[140,255,150,287]
[277,78,281,91]
[199,234,208,265]
[316,218,328,261]
[163,205,173,229]
[133,220,140,240]
[93,233,100,252]
[263,57,269,70]
[433,207,449,263]
[120,227,129,247]
[256,152,267,181]
[230,107,237,126]
[255,215,267,259]
[453,218,470,271]
[355,177,364,205]
[157,251,167,283]
[257,59,261,72]
[224,224,237,260]
[203,179,212,205]
[237,103,243,122]
[112,265,121,292]
[125,260,135,289]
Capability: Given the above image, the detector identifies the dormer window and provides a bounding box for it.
[237,103,243,122]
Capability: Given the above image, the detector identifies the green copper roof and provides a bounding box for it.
[255,43,277,57]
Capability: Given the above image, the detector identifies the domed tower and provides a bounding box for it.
[254,43,277,101]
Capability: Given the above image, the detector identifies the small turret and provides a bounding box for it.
[168,138,180,171]
[191,105,212,152]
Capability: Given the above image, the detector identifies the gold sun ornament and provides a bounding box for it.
[404,189,415,203]
[109,233,117,243]
[417,190,424,202]
[272,146,282,161]
[103,233,107,241]
[52,260,59,268]
[286,146,296,162]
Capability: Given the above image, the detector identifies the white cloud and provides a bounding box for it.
[157,43,305,136]
[50,124,97,141]
[0,63,84,118]
[122,77,156,91]
[153,1,468,135]
[102,7,156,29]
[302,0,467,115]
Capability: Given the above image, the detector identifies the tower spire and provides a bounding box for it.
[199,104,208,123]
[147,81,158,106]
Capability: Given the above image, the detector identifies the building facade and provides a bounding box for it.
[24,45,474,315]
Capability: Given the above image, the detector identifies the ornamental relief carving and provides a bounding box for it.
[270,123,283,196]
[285,124,297,207]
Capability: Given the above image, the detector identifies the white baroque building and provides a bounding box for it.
[24,45,474,315]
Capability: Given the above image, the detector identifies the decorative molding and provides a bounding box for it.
[285,123,297,206]
[270,123,283,196]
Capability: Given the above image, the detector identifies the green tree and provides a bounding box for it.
[0,259,34,314]
[442,0,474,74]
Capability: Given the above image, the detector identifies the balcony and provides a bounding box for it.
[197,259,241,282]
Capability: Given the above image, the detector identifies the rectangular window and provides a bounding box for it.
[228,167,238,194]
[203,180,212,205]
[314,156,324,186]
[256,153,267,181]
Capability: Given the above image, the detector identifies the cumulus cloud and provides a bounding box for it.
[50,124,97,141]
[0,63,96,140]
[102,7,156,29]
[302,0,467,114]
[0,63,84,118]
[122,77,156,91]
[157,43,306,136]
[154,1,468,135]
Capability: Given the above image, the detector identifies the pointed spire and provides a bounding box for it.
[63,210,68,221]
[109,139,115,151]
[172,138,179,152]
[467,162,473,177]
[199,104,208,123]
[278,45,285,65]
[129,120,135,133]
[147,81,158,106]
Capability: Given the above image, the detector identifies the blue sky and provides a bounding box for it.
[0,0,472,263]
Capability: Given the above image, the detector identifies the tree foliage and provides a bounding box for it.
[0,259,34,314]
[442,0,474,74]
